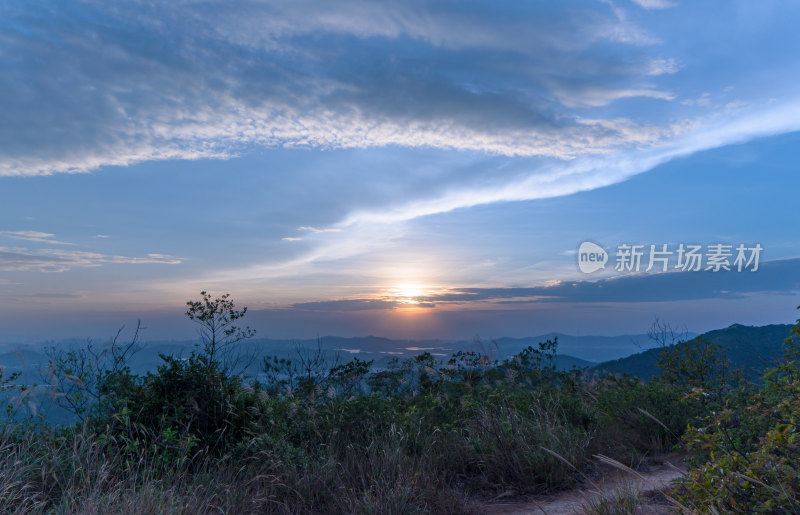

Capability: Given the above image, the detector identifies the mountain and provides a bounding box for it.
[492,333,669,363]
[238,336,596,373]
[591,323,794,380]
[0,334,601,386]
[552,355,596,371]
[6,324,792,427]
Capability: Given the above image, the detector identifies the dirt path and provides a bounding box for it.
[480,454,687,514]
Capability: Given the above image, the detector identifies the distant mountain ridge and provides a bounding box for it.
[1,324,794,427]
[9,324,792,383]
[4,325,789,385]
[591,323,794,380]
[0,332,633,381]
[0,333,688,383]
[491,333,672,363]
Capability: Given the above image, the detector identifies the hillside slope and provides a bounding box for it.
[592,323,793,380]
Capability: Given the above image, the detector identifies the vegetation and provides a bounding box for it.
[593,322,793,380]
[0,294,798,513]
[675,308,800,512]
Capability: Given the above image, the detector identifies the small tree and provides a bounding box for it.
[45,322,141,423]
[185,291,256,374]
[678,307,800,511]
[261,339,341,396]
[647,317,688,349]
[651,318,738,408]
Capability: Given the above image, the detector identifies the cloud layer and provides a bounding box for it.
[0,0,699,176]
[290,258,800,311]
[0,247,182,273]
[0,230,181,272]
[2,0,800,331]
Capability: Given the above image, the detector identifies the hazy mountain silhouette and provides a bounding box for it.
[591,323,793,380]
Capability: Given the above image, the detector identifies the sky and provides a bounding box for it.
[1,0,799,343]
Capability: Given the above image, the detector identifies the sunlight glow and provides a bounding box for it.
[394,285,423,298]
[386,284,427,306]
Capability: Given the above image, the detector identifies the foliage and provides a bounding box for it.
[45,322,141,422]
[676,306,800,513]
[185,290,256,374]
[118,354,260,455]
[657,336,741,408]
[20,294,800,512]
[46,294,262,458]
[594,322,792,380]
[0,365,23,433]
[261,339,340,396]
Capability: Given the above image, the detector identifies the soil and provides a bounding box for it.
[478,452,688,515]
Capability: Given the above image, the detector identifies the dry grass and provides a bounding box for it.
[579,482,642,515]
[0,422,477,514]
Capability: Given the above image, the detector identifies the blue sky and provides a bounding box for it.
[1,0,799,342]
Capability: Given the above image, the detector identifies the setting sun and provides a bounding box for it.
[384,284,429,306]
[394,285,424,298]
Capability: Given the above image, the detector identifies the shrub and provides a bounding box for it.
[676,307,800,512]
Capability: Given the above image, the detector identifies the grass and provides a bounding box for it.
[2,306,797,513]
[0,358,691,513]
[579,482,642,515]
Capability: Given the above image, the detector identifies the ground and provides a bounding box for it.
[480,452,687,514]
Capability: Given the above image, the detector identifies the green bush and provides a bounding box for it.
[28,292,800,512]
[677,308,800,512]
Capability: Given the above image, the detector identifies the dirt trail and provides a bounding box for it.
[480,454,687,514]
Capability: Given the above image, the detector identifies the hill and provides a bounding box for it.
[492,333,666,362]
[0,334,601,384]
[592,323,793,380]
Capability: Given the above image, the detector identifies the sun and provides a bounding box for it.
[396,285,423,298]
[386,284,426,305]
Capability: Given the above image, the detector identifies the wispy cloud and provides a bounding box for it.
[0,247,182,273]
[346,97,798,224]
[645,58,682,76]
[293,297,438,311]
[0,0,685,176]
[293,299,403,311]
[0,231,75,245]
[285,258,800,311]
[551,85,675,108]
[629,0,677,10]
[431,258,800,304]
[298,226,342,233]
[204,95,800,281]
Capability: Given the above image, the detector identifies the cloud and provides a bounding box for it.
[298,227,342,233]
[0,0,682,176]
[268,258,800,313]
[0,231,75,245]
[185,92,800,287]
[326,96,800,227]
[282,237,303,242]
[425,258,800,304]
[550,84,675,108]
[292,299,400,311]
[645,58,682,76]
[599,0,662,45]
[629,0,677,9]
[4,1,799,293]
[0,247,183,272]
[29,292,83,299]
[0,249,64,273]
[292,298,437,311]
